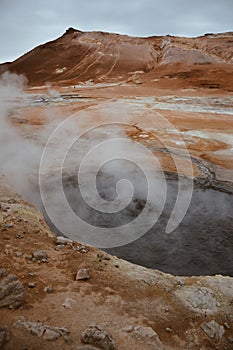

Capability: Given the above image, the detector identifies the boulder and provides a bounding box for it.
[81,324,116,350]
[0,327,9,348]
[0,272,25,309]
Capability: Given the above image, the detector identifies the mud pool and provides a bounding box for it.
[43,172,233,277]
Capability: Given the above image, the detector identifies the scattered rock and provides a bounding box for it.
[64,335,73,344]
[14,320,70,341]
[44,285,54,293]
[28,272,36,278]
[15,321,44,337]
[74,245,89,253]
[4,245,12,255]
[7,198,16,204]
[165,327,172,333]
[134,79,142,84]
[81,324,116,350]
[132,326,164,349]
[201,320,225,341]
[15,251,23,257]
[32,250,48,262]
[0,327,9,348]
[56,236,73,245]
[0,269,7,278]
[78,346,99,350]
[62,297,76,308]
[4,223,14,228]
[0,272,25,309]
[43,329,60,341]
[16,233,24,239]
[97,253,110,261]
[123,325,134,333]
[76,269,90,281]
[227,336,233,343]
[55,244,65,250]
[28,282,36,288]
[224,322,230,329]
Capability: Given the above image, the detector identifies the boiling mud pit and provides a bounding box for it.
[56,176,233,277]
[40,127,233,277]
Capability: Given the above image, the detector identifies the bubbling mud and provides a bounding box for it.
[43,170,233,277]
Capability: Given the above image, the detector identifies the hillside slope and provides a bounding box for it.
[1,28,233,89]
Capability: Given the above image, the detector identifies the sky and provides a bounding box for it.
[0,0,232,63]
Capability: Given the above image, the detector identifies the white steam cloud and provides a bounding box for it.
[0,72,42,204]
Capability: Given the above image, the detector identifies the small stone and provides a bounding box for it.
[4,246,12,255]
[16,233,24,239]
[0,269,7,278]
[97,253,110,260]
[44,285,54,293]
[76,269,90,281]
[79,246,89,253]
[81,324,116,350]
[7,198,16,204]
[132,326,164,349]
[43,329,60,341]
[15,251,23,257]
[201,320,225,341]
[123,325,134,333]
[0,327,10,348]
[56,236,73,245]
[105,287,115,295]
[25,255,33,260]
[28,282,36,288]
[4,223,14,228]
[73,245,81,251]
[55,244,65,250]
[32,250,48,261]
[227,336,233,343]
[224,322,230,329]
[165,327,172,333]
[62,297,76,308]
[64,335,73,344]
[28,272,36,278]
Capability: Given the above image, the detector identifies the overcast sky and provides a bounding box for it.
[0,0,232,63]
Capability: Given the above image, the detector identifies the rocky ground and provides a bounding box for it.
[0,176,233,349]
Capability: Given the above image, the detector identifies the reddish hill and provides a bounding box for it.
[1,27,233,90]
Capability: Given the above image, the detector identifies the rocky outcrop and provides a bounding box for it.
[81,324,116,350]
[0,327,9,348]
[0,269,25,309]
[14,319,70,342]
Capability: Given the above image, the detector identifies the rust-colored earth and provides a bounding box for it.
[0,28,233,349]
